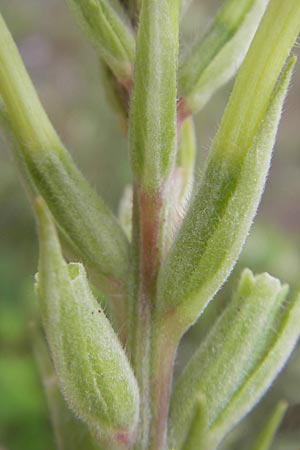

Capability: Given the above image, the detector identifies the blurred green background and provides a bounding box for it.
[0,1,300,449]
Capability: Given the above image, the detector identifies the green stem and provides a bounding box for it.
[129,84,192,450]
[130,186,164,450]
[149,321,179,450]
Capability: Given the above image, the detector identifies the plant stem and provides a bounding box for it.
[149,321,179,450]
[130,185,164,450]
[130,182,182,450]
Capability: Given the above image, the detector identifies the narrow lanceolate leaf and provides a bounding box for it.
[249,401,288,450]
[32,325,102,450]
[179,0,268,113]
[169,270,300,450]
[157,0,300,333]
[129,0,179,192]
[35,198,139,450]
[0,13,129,288]
[65,0,135,84]
[0,106,38,202]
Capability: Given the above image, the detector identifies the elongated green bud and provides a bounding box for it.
[129,0,179,192]
[179,0,268,113]
[249,401,288,450]
[32,324,101,450]
[157,0,300,333]
[170,270,300,450]
[0,13,129,289]
[34,198,139,449]
[65,0,135,84]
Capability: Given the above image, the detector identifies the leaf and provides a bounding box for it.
[129,0,179,192]
[179,0,269,113]
[169,270,300,450]
[180,394,209,450]
[0,13,130,290]
[34,198,139,449]
[249,401,288,450]
[0,105,38,202]
[65,0,135,83]
[157,0,300,334]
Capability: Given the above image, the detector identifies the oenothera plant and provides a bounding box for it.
[0,0,300,449]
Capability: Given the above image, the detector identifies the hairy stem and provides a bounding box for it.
[130,186,164,450]
[130,183,182,450]
[149,322,179,450]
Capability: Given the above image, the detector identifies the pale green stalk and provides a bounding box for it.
[128,1,180,449]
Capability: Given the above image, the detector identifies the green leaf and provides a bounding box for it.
[65,0,135,83]
[129,0,179,192]
[0,13,129,289]
[32,324,102,450]
[0,105,38,202]
[179,0,268,113]
[249,401,288,450]
[34,198,139,449]
[157,0,300,333]
[180,394,209,450]
[169,270,300,450]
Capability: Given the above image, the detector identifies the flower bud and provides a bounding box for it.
[35,198,139,449]
[170,270,300,450]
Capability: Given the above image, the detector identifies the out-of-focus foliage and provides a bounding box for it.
[0,1,300,449]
